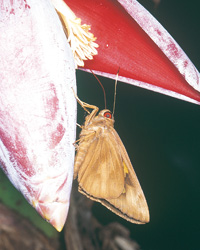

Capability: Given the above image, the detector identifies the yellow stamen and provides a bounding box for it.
[51,0,99,68]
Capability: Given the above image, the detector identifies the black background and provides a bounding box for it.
[76,0,200,249]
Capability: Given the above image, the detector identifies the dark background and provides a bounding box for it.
[76,0,200,249]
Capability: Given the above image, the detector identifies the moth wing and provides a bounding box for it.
[79,128,150,224]
[105,129,149,223]
[77,128,125,199]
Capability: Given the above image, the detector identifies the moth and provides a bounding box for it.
[73,76,149,224]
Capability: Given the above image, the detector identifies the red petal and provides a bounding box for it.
[66,0,200,104]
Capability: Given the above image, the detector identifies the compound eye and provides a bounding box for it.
[104,111,112,119]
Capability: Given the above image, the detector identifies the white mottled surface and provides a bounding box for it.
[0,0,76,231]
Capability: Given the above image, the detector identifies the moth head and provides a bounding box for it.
[99,109,114,120]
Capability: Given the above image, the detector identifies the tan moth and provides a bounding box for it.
[73,74,149,224]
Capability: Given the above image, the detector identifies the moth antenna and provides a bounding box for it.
[90,70,107,109]
[112,68,120,116]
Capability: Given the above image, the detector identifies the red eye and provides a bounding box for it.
[104,112,112,119]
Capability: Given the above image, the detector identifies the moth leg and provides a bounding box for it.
[73,137,83,151]
[72,88,99,119]
[74,131,96,145]
[76,123,83,128]
[73,130,96,150]
[73,138,82,146]
[73,142,79,150]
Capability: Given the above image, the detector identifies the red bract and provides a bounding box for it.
[66,0,200,104]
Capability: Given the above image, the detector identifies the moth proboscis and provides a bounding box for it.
[73,77,149,224]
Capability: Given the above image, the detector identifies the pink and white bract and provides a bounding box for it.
[0,0,76,231]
